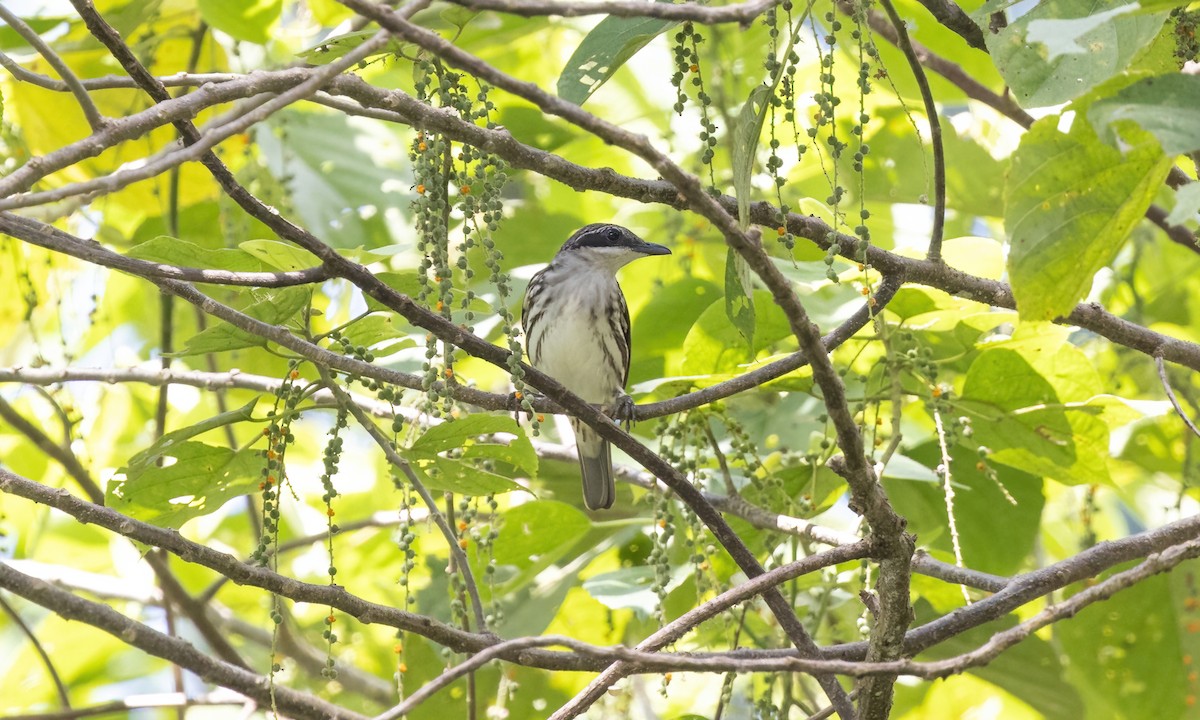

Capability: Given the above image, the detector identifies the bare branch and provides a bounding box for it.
[877,0,946,263]
[549,541,872,720]
[0,593,71,709]
[450,0,780,23]
[0,561,367,720]
[0,5,107,131]
[0,212,331,287]
[1157,355,1200,439]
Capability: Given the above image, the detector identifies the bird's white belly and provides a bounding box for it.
[534,303,619,404]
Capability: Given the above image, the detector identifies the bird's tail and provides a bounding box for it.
[572,419,614,510]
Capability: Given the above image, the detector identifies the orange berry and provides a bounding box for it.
[416,184,426,194]
[267,476,275,485]
[858,263,865,271]
[327,615,336,624]
[457,520,468,531]
[514,390,523,399]
[394,643,403,654]
[860,287,870,296]
[536,414,545,423]
[777,226,786,236]
[445,368,454,378]
[1186,655,1194,665]
[327,508,336,517]
[931,387,943,398]
[289,369,299,379]
[1190,671,1198,682]
[267,450,277,460]
[418,142,427,152]
[664,672,673,683]
[689,64,698,72]
[458,538,469,549]
[657,519,667,528]
[436,301,445,312]
[399,662,408,673]
[1189,696,1197,707]
[1188,620,1200,633]
[258,482,265,491]
[460,185,471,194]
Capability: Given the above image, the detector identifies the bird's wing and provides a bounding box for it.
[616,284,631,388]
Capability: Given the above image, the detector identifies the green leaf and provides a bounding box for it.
[179,286,310,355]
[239,239,321,271]
[493,500,590,573]
[408,415,538,487]
[582,564,691,615]
[723,247,757,348]
[365,271,426,312]
[1005,114,1172,321]
[1089,74,1200,156]
[126,236,263,272]
[337,314,412,352]
[913,600,1084,719]
[987,0,1167,107]
[125,399,259,474]
[296,29,412,64]
[731,84,772,229]
[197,0,281,44]
[108,441,262,528]
[412,457,526,495]
[681,290,791,375]
[1166,182,1200,226]
[959,336,1112,485]
[257,110,412,248]
[1059,571,1187,718]
[557,14,678,105]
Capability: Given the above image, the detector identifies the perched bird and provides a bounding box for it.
[522,224,672,510]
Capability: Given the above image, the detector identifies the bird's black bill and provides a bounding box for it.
[636,241,672,256]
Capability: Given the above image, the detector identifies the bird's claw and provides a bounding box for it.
[606,393,637,429]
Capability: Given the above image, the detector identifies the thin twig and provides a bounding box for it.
[877,0,945,262]
[0,4,107,130]
[0,562,366,720]
[317,368,490,633]
[1157,355,1200,439]
[0,592,72,709]
[450,0,780,23]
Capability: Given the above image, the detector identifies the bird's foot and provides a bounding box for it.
[606,393,637,429]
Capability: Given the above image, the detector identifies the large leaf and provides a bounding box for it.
[723,247,757,348]
[959,335,1112,485]
[987,0,1167,107]
[681,290,792,375]
[197,0,281,44]
[125,399,259,474]
[1005,114,1172,321]
[256,111,412,248]
[1088,74,1200,156]
[126,236,264,272]
[406,415,537,495]
[179,286,311,355]
[1058,571,1187,719]
[557,14,678,105]
[108,441,262,528]
[410,414,537,474]
[914,600,1085,719]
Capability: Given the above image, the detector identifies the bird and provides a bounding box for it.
[521,223,672,510]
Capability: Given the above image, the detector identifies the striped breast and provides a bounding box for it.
[523,263,630,404]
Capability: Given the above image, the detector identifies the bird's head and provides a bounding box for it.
[555,224,672,273]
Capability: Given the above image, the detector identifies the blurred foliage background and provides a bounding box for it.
[1,0,1200,718]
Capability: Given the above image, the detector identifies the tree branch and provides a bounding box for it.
[0,561,366,720]
[450,0,780,23]
[0,212,331,287]
[0,4,107,131]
